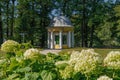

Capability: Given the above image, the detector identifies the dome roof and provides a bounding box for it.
[49,16,72,27]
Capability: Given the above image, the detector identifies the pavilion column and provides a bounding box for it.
[71,31,74,47]
[59,31,62,49]
[68,31,71,48]
[47,32,50,48]
[50,31,54,49]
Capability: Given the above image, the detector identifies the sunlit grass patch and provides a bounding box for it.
[59,48,120,58]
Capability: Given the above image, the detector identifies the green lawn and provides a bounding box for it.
[0,48,120,58]
[59,48,120,58]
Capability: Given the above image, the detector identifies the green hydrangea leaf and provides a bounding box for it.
[40,70,56,80]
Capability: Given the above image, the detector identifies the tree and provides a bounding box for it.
[94,0,118,47]
[81,0,88,47]
[0,2,3,45]
[9,0,16,38]
[0,0,120,48]
[114,5,120,46]
[5,0,10,38]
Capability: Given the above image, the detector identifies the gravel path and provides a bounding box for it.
[40,49,61,55]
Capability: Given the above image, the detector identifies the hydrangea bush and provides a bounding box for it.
[97,75,113,80]
[59,66,73,79]
[71,49,102,74]
[24,48,40,59]
[56,49,102,79]
[68,51,80,66]
[104,51,120,69]
[1,40,20,53]
[1,41,120,80]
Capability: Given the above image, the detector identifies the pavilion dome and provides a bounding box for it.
[49,16,72,27]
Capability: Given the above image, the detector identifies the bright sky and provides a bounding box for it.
[105,0,116,3]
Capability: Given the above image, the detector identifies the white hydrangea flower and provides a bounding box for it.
[59,66,73,79]
[104,51,120,69]
[68,51,80,66]
[97,75,113,80]
[24,48,40,59]
[57,49,102,77]
[70,51,80,59]
[16,56,24,62]
[68,58,79,66]
[1,40,19,52]
[73,49,101,74]
[55,61,68,66]
[0,59,6,64]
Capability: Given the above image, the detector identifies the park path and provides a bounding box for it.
[40,49,61,54]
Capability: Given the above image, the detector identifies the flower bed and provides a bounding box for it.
[0,40,120,80]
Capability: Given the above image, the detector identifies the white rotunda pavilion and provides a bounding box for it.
[47,16,74,49]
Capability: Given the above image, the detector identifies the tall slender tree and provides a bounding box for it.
[81,0,88,47]
[6,0,10,38]
[0,3,3,45]
[9,0,16,38]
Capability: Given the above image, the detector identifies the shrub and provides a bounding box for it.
[23,48,40,59]
[55,61,68,69]
[104,51,120,69]
[1,40,20,53]
[56,49,102,79]
[72,49,102,74]
[97,75,113,80]
[20,42,33,50]
[69,51,80,66]
[59,65,73,79]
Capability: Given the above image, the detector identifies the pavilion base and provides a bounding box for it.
[50,44,69,49]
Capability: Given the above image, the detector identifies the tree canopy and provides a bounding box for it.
[0,0,120,48]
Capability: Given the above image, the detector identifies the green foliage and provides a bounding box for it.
[73,72,86,80]
[59,65,74,79]
[114,5,120,17]
[20,42,33,50]
[1,0,120,48]
[55,61,68,70]
[0,45,120,80]
[40,70,56,80]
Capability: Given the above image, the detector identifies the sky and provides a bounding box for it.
[105,0,116,3]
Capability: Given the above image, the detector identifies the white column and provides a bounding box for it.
[68,31,71,48]
[47,32,50,48]
[50,31,54,49]
[72,31,74,47]
[67,32,69,47]
[59,31,62,49]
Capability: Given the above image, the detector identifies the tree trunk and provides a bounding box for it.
[6,0,9,38]
[90,26,94,47]
[10,0,15,38]
[82,0,88,47]
[41,18,46,48]
[29,1,35,45]
[40,4,48,48]
[0,7,3,45]
[89,0,96,47]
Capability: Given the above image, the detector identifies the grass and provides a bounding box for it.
[59,48,120,58]
[0,48,120,59]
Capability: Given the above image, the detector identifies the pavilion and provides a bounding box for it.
[47,16,74,49]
